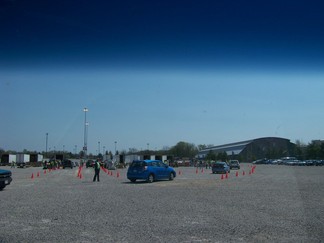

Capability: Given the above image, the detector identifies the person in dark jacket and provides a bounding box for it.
[93,161,101,182]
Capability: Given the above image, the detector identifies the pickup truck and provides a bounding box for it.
[0,169,13,190]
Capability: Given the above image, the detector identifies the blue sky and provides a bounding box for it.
[1,0,324,153]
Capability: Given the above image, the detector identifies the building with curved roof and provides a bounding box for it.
[197,137,296,162]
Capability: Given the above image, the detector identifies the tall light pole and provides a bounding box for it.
[83,107,88,159]
[114,141,117,155]
[98,141,100,155]
[46,133,48,158]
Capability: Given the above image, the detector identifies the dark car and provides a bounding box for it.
[86,160,95,168]
[127,160,176,183]
[229,160,240,169]
[62,159,73,169]
[16,162,27,168]
[315,160,324,166]
[252,158,269,164]
[0,169,13,190]
[212,162,230,174]
[104,160,116,170]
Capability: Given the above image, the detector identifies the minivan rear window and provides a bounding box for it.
[213,163,225,168]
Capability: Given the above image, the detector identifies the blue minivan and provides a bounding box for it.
[127,160,176,183]
[212,162,231,174]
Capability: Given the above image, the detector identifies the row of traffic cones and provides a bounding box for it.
[75,165,121,180]
[195,168,205,174]
[31,172,40,179]
[179,165,257,179]
[31,167,58,179]
[220,166,257,180]
[102,166,120,178]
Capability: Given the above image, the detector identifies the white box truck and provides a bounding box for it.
[0,154,16,166]
[16,154,30,168]
[30,154,44,166]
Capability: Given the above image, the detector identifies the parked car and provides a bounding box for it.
[0,169,13,190]
[127,160,176,183]
[104,160,116,170]
[229,160,240,169]
[212,162,230,174]
[62,159,73,169]
[16,162,27,168]
[86,160,95,168]
[252,158,269,164]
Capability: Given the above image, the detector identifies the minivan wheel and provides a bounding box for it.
[130,179,136,183]
[147,174,154,183]
[169,172,174,180]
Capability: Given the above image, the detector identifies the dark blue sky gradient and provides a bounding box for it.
[1,0,324,152]
[1,0,323,70]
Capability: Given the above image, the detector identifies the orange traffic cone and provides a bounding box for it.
[236,171,239,177]
[225,171,229,179]
[243,171,245,176]
[117,171,120,178]
[31,173,34,179]
[37,172,40,177]
[221,174,224,180]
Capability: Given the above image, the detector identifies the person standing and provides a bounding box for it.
[93,160,101,182]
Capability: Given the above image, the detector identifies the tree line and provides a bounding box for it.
[1,140,324,161]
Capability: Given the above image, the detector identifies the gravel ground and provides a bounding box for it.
[1,164,323,243]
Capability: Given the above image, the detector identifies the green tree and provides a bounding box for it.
[79,151,85,158]
[306,141,318,159]
[217,152,228,161]
[306,140,324,159]
[206,150,216,161]
[294,139,306,160]
[169,141,198,158]
[197,144,207,151]
[320,143,324,159]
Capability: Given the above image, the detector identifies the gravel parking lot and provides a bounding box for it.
[1,164,323,243]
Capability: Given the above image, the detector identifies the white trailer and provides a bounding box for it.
[30,154,43,163]
[0,154,16,166]
[162,155,168,162]
[124,154,141,164]
[16,154,30,168]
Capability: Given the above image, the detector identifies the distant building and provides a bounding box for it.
[197,137,296,162]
